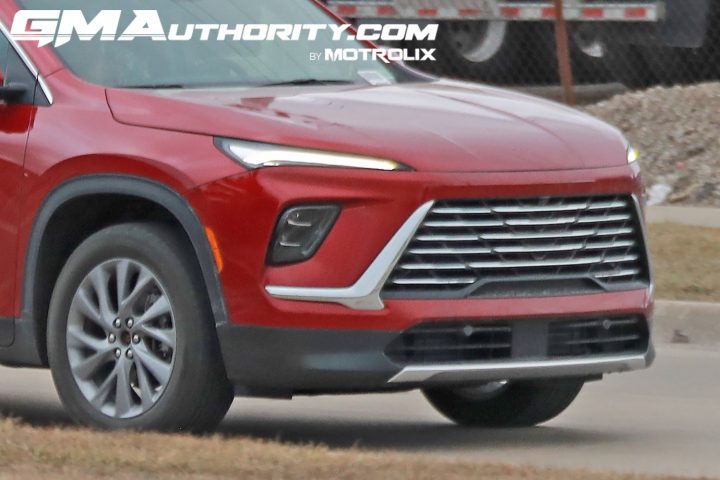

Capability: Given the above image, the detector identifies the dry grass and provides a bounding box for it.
[0,418,712,480]
[648,224,720,302]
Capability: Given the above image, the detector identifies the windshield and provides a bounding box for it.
[18,0,406,88]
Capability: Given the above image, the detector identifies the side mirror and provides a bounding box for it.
[0,82,27,103]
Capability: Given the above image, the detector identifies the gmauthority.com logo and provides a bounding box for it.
[10,10,438,63]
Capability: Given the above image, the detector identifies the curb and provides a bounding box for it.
[654,300,720,346]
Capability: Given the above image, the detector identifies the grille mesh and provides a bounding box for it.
[384,195,649,298]
[548,316,649,358]
[385,316,649,366]
[386,322,512,365]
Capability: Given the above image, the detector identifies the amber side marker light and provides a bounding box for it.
[205,227,224,273]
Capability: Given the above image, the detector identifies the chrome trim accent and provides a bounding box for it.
[583,239,636,250]
[388,351,652,384]
[492,242,584,253]
[400,262,466,271]
[631,193,655,289]
[265,201,434,310]
[475,227,634,241]
[431,206,492,215]
[410,238,635,256]
[492,200,627,213]
[594,268,641,279]
[416,234,479,242]
[0,21,54,105]
[408,246,493,255]
[392,277,477,285]
[493,227,631,240]
[424,219,504,228]
[388,269,641,287]
[431,199,627,215]
[504,213,630,227]
[400,253,639,271]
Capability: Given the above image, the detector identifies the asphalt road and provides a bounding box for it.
[1,344,718,478]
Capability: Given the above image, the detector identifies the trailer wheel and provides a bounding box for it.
[569,25,613,84]
[433,21,554,84]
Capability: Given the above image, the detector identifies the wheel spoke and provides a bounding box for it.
[138,324,176,350]
[115,260,131,311]
[134,342,172,385]
[89,267,115,320]
[136,294,171,326]
[73,287,105,329]
[114,358,134,417]
[90,365,118,409]
[71,349,113,380]
[134,356,156,409]
[67,326,110,353]
[119,267,155,315]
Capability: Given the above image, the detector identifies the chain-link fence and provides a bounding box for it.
[323,0,720,100]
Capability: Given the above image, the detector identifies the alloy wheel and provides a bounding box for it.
[66,259,176,419]
[447,21,508,63]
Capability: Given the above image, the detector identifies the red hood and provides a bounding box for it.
[106,80,628,173]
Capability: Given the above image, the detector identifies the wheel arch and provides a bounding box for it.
[9,174,229,367]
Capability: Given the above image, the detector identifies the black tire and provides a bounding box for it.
[432,21,556,84]
[602,42,657,89]
[423,379,584,427]
[47,222,234,432]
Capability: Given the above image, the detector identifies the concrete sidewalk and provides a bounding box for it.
[654,300,720,347]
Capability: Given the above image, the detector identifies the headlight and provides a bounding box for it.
[627,146,640,164]
[215,138,410,171]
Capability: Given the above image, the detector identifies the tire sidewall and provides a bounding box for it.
[424,379,584,427]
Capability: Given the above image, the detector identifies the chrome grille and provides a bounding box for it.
[384,195,649,298]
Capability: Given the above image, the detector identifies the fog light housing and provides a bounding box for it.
[267,205,340,265]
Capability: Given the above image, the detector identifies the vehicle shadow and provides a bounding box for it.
[218,411,630,452]
[0,397,72,427]
[0,380,633,454]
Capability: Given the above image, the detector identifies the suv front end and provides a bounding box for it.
[6,0,654,430]
[191,158,653,399]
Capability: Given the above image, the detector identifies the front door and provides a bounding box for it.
[0,30,36,345]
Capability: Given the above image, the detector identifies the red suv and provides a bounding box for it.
[0,0,653,432]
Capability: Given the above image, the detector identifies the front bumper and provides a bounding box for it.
[218,321,654,397]
[190,164,652,395]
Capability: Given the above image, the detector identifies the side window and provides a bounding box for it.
[0,34,9,84]
[0,33,46,105]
